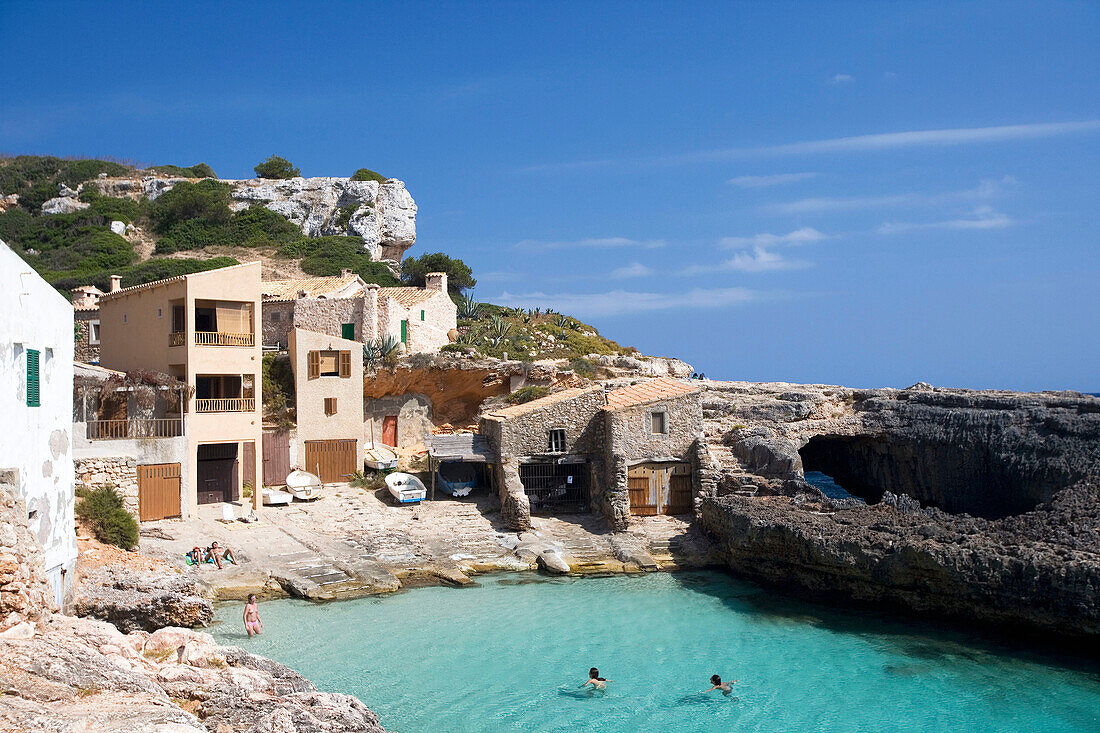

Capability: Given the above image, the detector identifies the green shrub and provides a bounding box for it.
[149,179,232,233]
[292,237,400,286]
[401,252,476,292]
[350,470,388,491]
[87,194,147,224]
[76,485,138,550]
[262,354,295,426]
[19,180,59,212]
[507,385,549,404]
[333,204,358,230]
[254,155,300,179]
[569,357,599,378]
[350,168,387,183]
[149,163,217,178]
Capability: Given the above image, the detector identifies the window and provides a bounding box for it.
[318,350,339,376]
[547,428,566,453]
[308,350,351,378]
[26,349,40,407]
[324,398,338,416]
[420,310,425,322]
[157,307,163,318]
[172,305,185,332]
[123,313,127,324]
[341,323,355,340]
[89,320,101,345]
[269,311,282,322]
[650,411,668,435]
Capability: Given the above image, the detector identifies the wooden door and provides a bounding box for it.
[628,462,693,516]
[241,441,256,488]
[262,430,291,486]
[665,463,693,515]
[382,415,398,447]
[628,464,658,516]
[304,439,357,483]
[137,463,181,521]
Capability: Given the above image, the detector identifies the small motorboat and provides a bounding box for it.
[385,472,427,504]
[262,487,293,506]
[364,443,399,471]
[286,469,323,501]
[436,461,477,497]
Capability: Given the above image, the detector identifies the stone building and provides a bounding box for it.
[261,271,457,354]
[288,327,364,482]
[480,379,713,531]
[71,283,107,363]
[0,239,77,609]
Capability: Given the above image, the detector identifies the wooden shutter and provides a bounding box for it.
[339,351,351,378]
[26,349,40,407]
[324,397,337,416]
[308,350,320,379]
[400,320,408,343]
[341,323,355,340]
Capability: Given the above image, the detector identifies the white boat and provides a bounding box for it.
[385,472,427,504]
[364,443,399,471]
[286,469,323,501]
[262,487,293,506]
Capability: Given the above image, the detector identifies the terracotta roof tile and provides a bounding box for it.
[603,378,701,411]
[262,275,363,301]
[485,387,601,419]
[379,286,439,307]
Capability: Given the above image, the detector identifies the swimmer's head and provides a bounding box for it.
[711,675,722,686]
[589,668,599,679]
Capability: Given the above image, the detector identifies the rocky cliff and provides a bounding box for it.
[700,381,1100,644]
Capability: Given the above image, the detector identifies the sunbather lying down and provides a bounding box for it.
[186,541,238,569]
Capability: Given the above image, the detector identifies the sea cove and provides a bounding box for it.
[211,572,1100,733]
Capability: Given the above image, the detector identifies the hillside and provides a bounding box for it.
[1,154,637,363]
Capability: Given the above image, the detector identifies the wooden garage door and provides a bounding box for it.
[628,466,657,516]
[137,463,181,521]
[304,439,357,483]
[665,462,694,515]
[628,462,693,516]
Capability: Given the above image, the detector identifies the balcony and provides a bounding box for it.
[171,331,254,347]
[195,397,256,413]
[87,418,184,440]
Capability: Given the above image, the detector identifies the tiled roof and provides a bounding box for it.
[74,303,100,312]
[603,378,701,411]
[485,387,601,419]
[378,286,439,307]
[262,275,363,301]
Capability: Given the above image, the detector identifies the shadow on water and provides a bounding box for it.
[668,569,1100,678]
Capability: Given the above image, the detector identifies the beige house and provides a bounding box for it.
[97,262,263,516]
[287,327,364,483]
[261,271,457,354]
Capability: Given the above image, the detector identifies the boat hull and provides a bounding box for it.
[385,472,427,504]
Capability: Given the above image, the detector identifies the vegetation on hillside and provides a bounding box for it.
[1,155,133,212]
[148,163,216,178]
[401,252,476,292]
[351,168,387,183]
[76,485,138,550]
[254,155,300,179]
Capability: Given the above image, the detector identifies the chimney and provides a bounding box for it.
[425,272,447,293]
[363,283,380,341]
[109,275,122,292]
[297,290,309,299]
[341,268,355,279]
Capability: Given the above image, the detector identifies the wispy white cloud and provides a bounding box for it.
[876,206,1016,235]
[719,227,831,248]
[829,74,854,84]
[682,247,810,275]
[478,271,520,283]
[523,121,1100,172]
[728,172,819,188]
[494,287,768,318]
[610,262,654,279]
[767,176,1015,215]
[515,236,666,250]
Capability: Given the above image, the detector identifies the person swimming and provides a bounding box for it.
[243,593,263,636]
[582,667,609,690]
[706,674,735,694]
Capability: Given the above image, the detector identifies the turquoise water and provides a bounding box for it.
[211,572,1100,732]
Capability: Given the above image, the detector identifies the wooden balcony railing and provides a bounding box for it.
[194,397,255,413]
[169,332,186,347]
[87,418,184,440]
[195,331,254,347]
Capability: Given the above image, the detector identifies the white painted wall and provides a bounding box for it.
[0,240,77,608]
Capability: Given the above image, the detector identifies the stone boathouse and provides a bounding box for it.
[480,378,716,530]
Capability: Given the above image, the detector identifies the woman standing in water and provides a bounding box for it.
[243,594,263,636]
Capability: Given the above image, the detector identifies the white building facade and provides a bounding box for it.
[0,240,77,608]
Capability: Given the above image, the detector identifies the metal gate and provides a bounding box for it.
[628,462,693,516]
[520,461,589,513]
[304,439,357,483]
[262,430,291,486]
[137,462,182,521]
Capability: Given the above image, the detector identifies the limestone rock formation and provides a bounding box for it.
[0,483,55,632]
[0,617,388,732]
[74,565,214,633]
[699,381,1100,643]
[41,195,90,215]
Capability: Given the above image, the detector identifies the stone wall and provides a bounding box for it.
[75,457,139,518]
[75,310,100,363]
[364,394,433,449]
[0,479,54,632]
[263,297,374,351]
[390,291,457,354]
[261,300,296,349]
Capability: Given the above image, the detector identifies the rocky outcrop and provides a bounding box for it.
[0,616,388,732]
[41,195,90,215]
[0,483,55,633]
[700,381,1100,644]
[74,565,214,633]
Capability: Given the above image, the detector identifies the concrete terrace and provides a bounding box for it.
[136,486,716,601]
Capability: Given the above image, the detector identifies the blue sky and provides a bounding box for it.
[2,1,1098,390]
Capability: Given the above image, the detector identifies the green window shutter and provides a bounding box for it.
[26,349,40,407]
[341,323,355,340]
[400,320,408,343]
[420,310,425,321]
